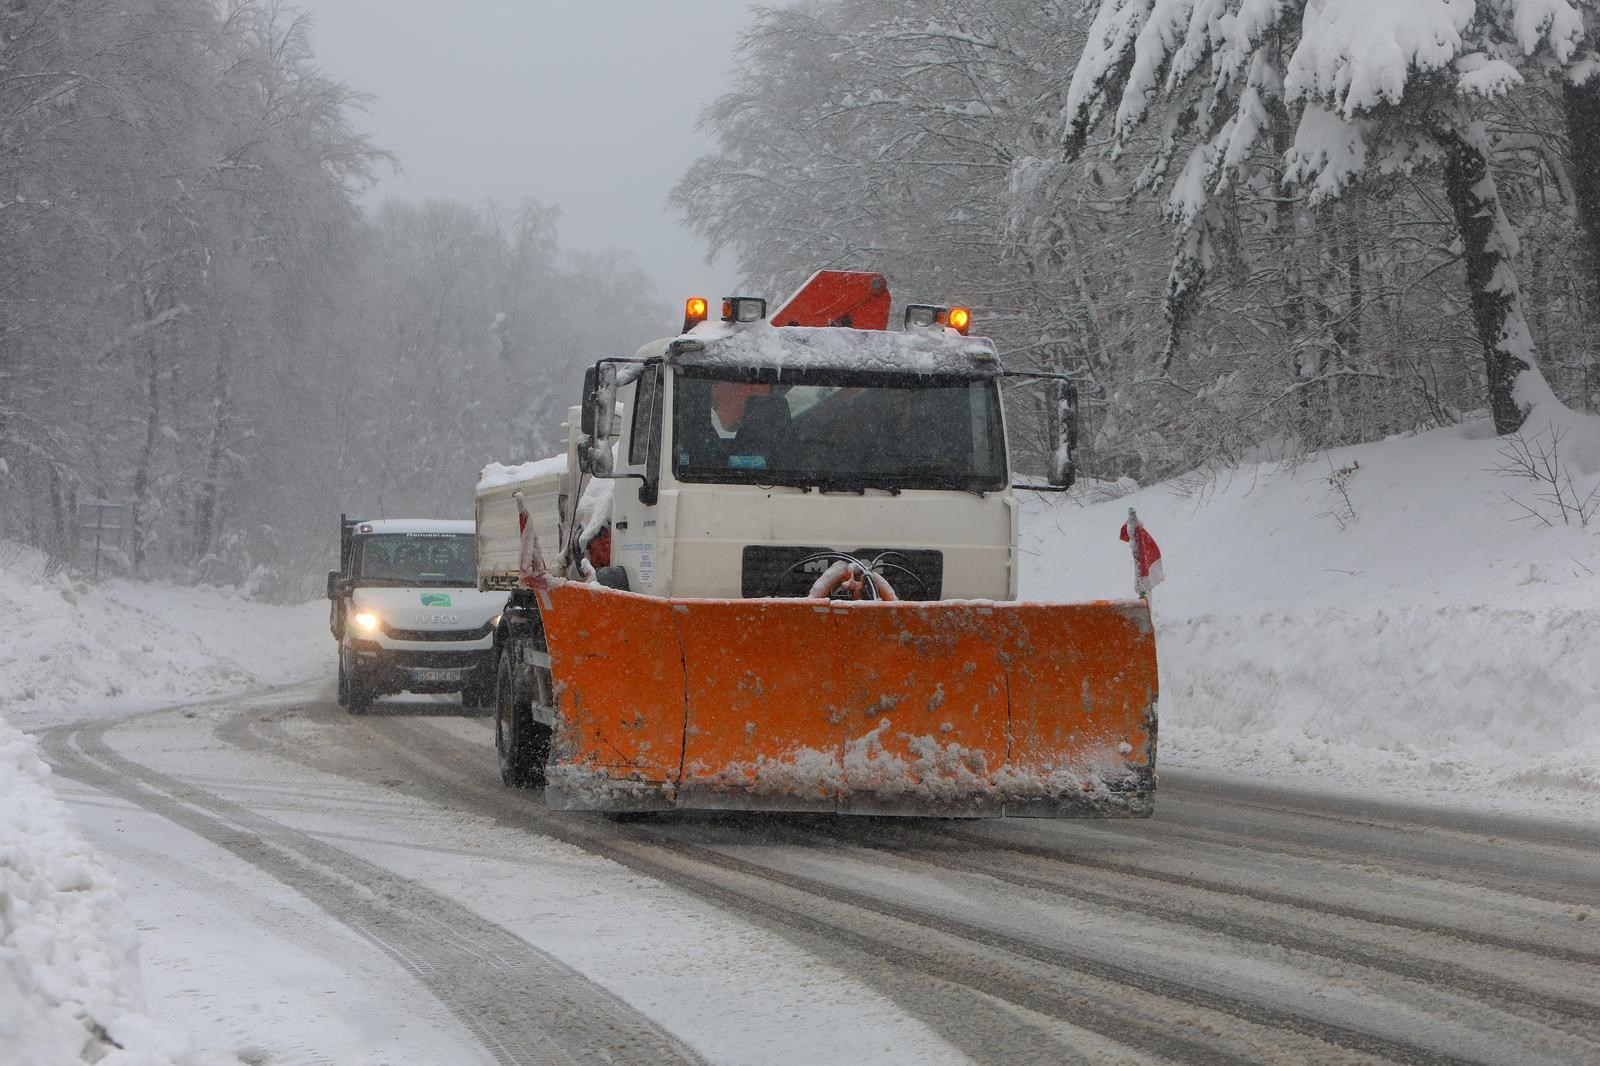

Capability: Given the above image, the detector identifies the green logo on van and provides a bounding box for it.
[419,593,452,607]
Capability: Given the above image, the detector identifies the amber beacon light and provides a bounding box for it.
[683,296,710,333]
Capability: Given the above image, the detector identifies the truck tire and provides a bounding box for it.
[343,646,373,714]
[594,565,629,591]
[495,646,550,787]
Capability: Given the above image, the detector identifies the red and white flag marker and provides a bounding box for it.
[1119,508,1164,599]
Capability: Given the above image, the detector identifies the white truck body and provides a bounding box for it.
[476,326,1020,602]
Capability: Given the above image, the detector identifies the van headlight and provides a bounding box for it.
[353,611,380,633]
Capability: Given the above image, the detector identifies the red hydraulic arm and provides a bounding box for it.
[768,270,891,331]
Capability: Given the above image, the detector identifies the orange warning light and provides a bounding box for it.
[948,306,971,335]
[683,297,710,333]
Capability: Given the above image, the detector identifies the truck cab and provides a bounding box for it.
[328,517,507,712]
[475,273,1078,605]
[604,327,1020,600]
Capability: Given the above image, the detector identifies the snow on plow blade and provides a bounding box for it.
[538,582,1158,818]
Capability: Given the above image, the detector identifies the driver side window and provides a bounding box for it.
[628,365,663,470]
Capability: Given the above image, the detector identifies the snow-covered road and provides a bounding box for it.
[38,686,1600,1065]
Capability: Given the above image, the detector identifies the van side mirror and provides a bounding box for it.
[326,570,342,599]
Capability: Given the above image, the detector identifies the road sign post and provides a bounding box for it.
[76,502,126,580]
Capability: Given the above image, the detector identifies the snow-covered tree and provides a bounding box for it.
[1063,0,1592,434]
[676,0,1190,476]
[0,1,668,589]
[1563,6,1600,301]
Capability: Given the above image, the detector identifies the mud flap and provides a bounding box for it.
[537,582,1158,818]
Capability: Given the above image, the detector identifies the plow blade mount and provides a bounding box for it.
[538,583,1158,818]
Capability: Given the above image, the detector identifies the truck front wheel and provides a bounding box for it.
[342,645,373,714]
[495,647,550,787]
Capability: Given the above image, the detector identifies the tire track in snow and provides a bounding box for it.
[1167,771,1600,853]
[230,701,1600,1065]
[637,833,1493,1066]
[393,714,1599,1065]
[938,825,1600,970]
[246,708,1235,1065]
[810,820,1600,1027]
[1087,781,1600,909]
[38,715,707,1066]
[300,710,1468,1064]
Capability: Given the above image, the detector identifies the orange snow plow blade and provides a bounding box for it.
[538,582,1157,817]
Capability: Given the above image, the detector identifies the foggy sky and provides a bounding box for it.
[291,0,751,314]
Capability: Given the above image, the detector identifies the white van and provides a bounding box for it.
[327,517,506,712]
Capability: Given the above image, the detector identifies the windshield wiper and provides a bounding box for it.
[895,462,992,497]
[902,470,985,496]
[816,479,901,496]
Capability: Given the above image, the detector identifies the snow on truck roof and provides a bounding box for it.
[350,519,474,535]
[478,455,567,491]
[640,321,1002,377]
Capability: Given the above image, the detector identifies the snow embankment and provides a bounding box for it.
[1,548,326,1062]
[1021,417,1600,819]
[0,546,327,732]
[1,717,194,1066]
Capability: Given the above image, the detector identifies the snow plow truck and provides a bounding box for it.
[475,271,1158,817]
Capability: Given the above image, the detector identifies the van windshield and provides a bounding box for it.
[671,368,1006,493]
[354,533,476,587]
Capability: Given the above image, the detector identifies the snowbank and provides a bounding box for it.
[1020,418,1600,819]
[0,715,194,1066]
[0,546,327,732]
[0,551,325,1063]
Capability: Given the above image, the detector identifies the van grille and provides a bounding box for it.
[381,620,494,642]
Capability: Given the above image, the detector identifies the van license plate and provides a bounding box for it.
[416,669,463,684]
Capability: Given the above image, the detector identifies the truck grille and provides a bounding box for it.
[380,620,494,642]
[374,649,488,669]
[741,546,943,601]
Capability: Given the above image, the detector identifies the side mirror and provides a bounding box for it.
[326,570,342,599]
[580,362,618,477]
[1048,383,1079,489]
[1050,455,1076,489]
[580,366,597,436]
[584,363,617,441]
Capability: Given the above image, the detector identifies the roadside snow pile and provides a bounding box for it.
[1020,417,1600,818]
[0,545,326,732]
[0,715,194,1065]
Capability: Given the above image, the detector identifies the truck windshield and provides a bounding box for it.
[672,368,1007,492]
[354,534,476,586]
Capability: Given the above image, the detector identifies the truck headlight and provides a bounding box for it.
[354,611,380,633]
